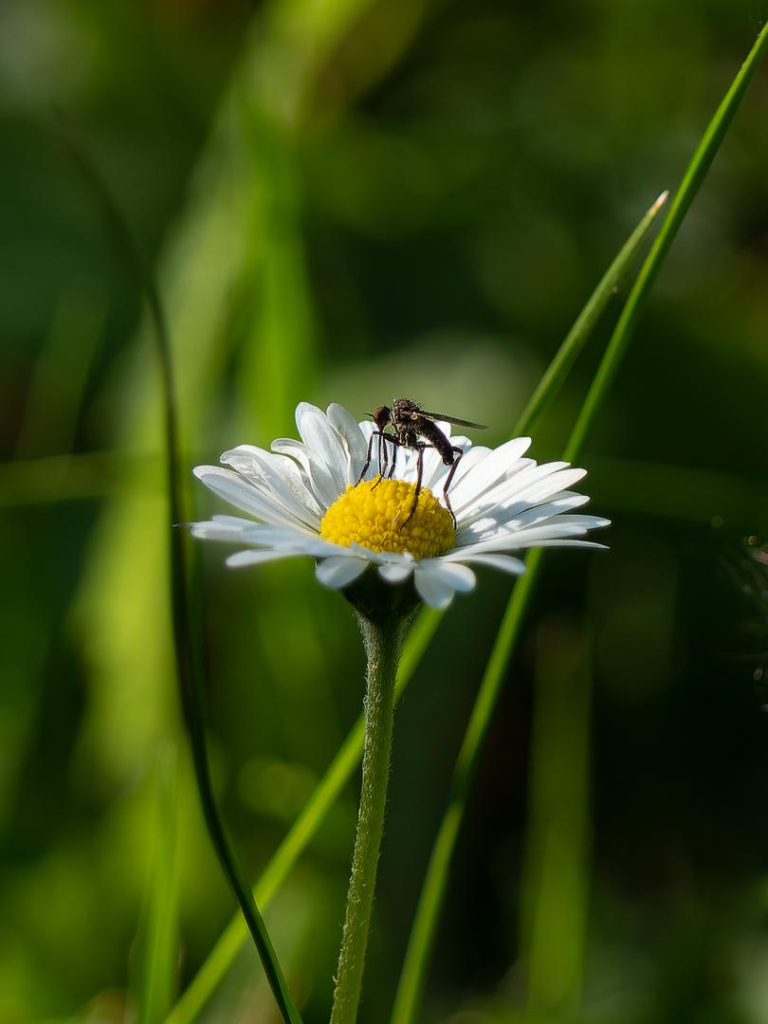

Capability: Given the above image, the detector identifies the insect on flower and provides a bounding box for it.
[191,402,609,609]
[359,398,488,526]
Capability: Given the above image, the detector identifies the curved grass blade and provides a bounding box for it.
[514,189,668,437]
[161,182,666,1023]
[57,119,304,1024]
[390,22,768,1024]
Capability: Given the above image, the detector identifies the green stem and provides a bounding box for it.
[331,614,405,1024]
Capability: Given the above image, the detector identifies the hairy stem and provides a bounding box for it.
[331,614,405,1024]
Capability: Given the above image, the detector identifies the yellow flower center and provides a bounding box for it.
[320,477,455,559]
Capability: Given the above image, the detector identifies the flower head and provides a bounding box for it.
[191,402,609,609]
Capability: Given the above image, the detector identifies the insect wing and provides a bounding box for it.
[420,411,488,430]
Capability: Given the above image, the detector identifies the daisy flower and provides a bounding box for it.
[191,402,609,609]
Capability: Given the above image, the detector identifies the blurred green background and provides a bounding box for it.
[2,1,768,1022]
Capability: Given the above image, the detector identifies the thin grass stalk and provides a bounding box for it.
[522,626,592,1013]
[390,23,768,1024]
[390,551,542,1024]
[139,745,181,1024]
[161,176,667,1024]
[515,190,668,437]
[58,122,303,1024]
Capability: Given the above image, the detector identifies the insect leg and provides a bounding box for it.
[358,428,378,483]
[387,441,398,479]
[372,432,394,489]
[442,447,464,528]
[375,434,407,489]
[402,443,427,525]
[360,431,389,485]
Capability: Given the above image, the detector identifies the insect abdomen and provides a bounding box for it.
[419,420,455,464]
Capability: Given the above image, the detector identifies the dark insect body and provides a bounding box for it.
[358,398,487,527]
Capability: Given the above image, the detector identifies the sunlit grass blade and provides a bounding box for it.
[14,283,106,459]
[0,451,147,505]
[59,121,304,1024]
[564,25,768,465]
[391,22,768,1024]
[514,189,668,437]
[238,121,315,440]
[160,166,667,1024]
[521,626,592,1014]
[390,552,542,1024]
[137,745,181,1024]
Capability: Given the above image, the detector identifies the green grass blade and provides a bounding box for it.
[564,22,768,464]
[163,606,442,1024]
[160,157,668,1024]
[391,22,768,1024]
[14,283,106,459]
[390,552,543,1024]
[521,627,592,1014]
[513,189,668,437]
[59,122,304,1024]
[138,745,182,1024]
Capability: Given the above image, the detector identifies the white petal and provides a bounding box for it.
[415,444,447,491]
[540,491,589,512]
[226,549,302,568]
[414,440,481,492]
[192,518,351,560]
[190,519,255,542]
[238,530,351,557]
[315,556,369,589]
[512,539,608,550]
[546,514,610,529]
[449,438,532,511]
[456,534,607,556]
[456,494,586,542]
[295,403,347,490]
[327,403,369,482]
[270,438,342,510]
[503,521,596,542]
[221,445,322,523]
[378,562,415,584]
[193,466,310,531]
[458,504,608,546]
[414,560,477,608]
[510,494,592,523]
[457,459,566,522]
[454,521,585,552]
[506,466,588,506]
[424,560,477,591]
[413,571,456,609]
[443,552,527,575]
[449,434,471,451]
[211,513,263,528]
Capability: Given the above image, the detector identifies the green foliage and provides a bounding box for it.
[1,4,768,1024]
